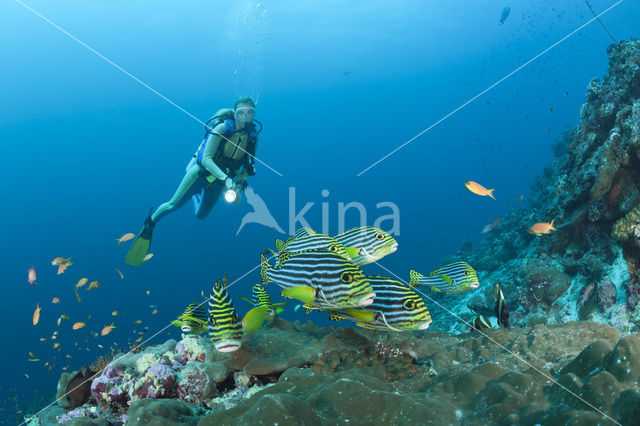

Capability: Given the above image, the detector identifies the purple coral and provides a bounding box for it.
[131,363,176,400]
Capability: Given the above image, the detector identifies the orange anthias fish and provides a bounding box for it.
[51,257,72,275]
[87,281,100,291]
[116,269,124,279]
[52,297,60,304]
[143,253,154,262]
[116,233,135,244]
[72,322,86,330]
[27,266,37,286]
[528,220,557,236]
[33,303,41,326]
[76,278,88,288]
[465,181,495,199]
[101,323,115,336]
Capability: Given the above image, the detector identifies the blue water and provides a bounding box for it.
[1,0,638,419]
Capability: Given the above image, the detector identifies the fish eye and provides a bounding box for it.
[403,300,416,310]
[330,245,338,252]
[376,233,384,240]
[340,272,353,283]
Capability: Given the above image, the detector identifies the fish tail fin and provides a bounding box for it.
[409,270,423,287]
[260,251,273,285]
[550,219,556,230]
[488,189,496,200]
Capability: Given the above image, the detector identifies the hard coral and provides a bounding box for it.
[612,203,640,241]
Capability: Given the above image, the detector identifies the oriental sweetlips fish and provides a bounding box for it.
[274,233,352,265]
[172,301,209,335]
[494,284,509,328]
[409,261,479,294]
[326,275,432,331]
[239,282,286,323]
[260,250,375,310]
[207,275,267,353]
[333,226,398,267]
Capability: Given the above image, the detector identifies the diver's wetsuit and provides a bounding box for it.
[152,122,253,222]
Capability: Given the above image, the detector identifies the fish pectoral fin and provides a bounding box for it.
[344,309,377,323]
[344,247,360,259]
[242,305,268,333]
[438,274,453,284]
[171,320,183,328]
[239,296,253,305]
[275,307,285,315]
[430,287,441,292]
[281,286,316,304]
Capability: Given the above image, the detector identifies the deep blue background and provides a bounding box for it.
[1,0,638,417]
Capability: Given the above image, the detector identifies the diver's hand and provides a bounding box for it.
[224,177,234,189]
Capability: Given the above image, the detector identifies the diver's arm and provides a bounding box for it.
[201,123,229,180]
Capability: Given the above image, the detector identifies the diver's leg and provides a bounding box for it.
[126,166,204,266]
[195,180,225,220]
[152,166,204,223]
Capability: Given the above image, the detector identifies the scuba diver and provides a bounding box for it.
[125,97,261,266]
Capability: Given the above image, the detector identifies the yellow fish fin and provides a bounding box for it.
[239,296,253,305]
[344,247,360,259]
[275,239,286,252]
[281,286,316,304]
[356,322,376,329]
[409,270,423,288]
[275,307,285,315]
[438,274,453,284]
[430,287,441,293]
[242,305,268,333]
[344,309,377,323]
[171,320,183,328]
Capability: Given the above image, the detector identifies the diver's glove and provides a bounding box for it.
[224,177,234,189]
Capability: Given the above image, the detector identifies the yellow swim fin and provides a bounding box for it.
[343,309,377,323]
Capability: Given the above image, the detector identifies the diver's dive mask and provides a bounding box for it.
[234,107,255,122]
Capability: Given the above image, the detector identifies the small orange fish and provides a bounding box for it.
[57,317,62,327]
[27,266,37,286]
[134,320,142,324]
[75,288,82,303]
[39,338,47,342]
[101,323,116,336]
[112,311,119,316]
[465,181,495,199]
[528,220,556,236]
[116,233,135,244]
[143,253,154,262]
[65,355,72,359]
[151,309,158,315]
[33,303,41,326]
[116,268,124,279]
[51,257,72,275]
[52,297,60,304]
[76,278,88,288]
[61,314,70,320]
[53,342,60,349]
[72,322,86,330]
[28,352,35,357]
[146,290,150,296]
[87,281,99,291]
[97,344,104,349]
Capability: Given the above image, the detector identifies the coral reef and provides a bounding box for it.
[29,319,640,425]
[441,39,640,334]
